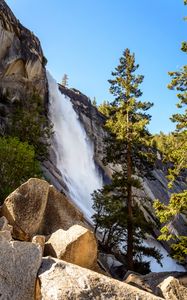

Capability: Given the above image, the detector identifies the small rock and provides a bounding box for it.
[124,271,153,294]
[32,235,45,254]
[0,215,13,233]
[159,276,187,300]
[0,230,12,241]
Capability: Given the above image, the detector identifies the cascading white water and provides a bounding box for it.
[47,71,185,273]
[47,72,102,219]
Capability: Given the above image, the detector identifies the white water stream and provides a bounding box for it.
[47,72,102,219]
[47,72,185,273]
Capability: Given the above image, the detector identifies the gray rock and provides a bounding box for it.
[0,239,42,300]
[2,178,50,240]
[38,257,163,300]
[0,215,12,232]
[39,184,84,235]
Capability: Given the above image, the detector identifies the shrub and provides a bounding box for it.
[0,136,41,204]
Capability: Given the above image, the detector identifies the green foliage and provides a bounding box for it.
[92,97,97,107]
[154,191,187,263]
[152,132,187,183]
[154,6,187,263]
[92,49,162,271]
[106,49,153,144]
[0,136,41,204]
[9,93,53,160]
[97,100,111,116]
[92,181,163,268]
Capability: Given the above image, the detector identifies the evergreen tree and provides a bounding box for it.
[93,49,162,271]
[92,97,97,107]
[98,100,110,116]
[154,1,187,263]
[61,74,68,87]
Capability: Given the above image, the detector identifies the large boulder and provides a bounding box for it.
[37,257,163,300]
[44,225,97,269]
[1,178,50,240]
[159,276,187,300]
[1,178,84,240]
[0,239,42,300]
[39,185,83,235]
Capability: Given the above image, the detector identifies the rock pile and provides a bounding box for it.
[0,178,186,299]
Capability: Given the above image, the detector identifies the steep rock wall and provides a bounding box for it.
[0,0,47,134]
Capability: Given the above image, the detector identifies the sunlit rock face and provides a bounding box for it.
[0,0,47,133]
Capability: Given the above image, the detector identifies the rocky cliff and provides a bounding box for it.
[0,0,47,134]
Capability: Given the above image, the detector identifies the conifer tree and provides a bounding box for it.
[92,97,97,107]
[61,74,68,87]
[93,49,162,271]
[154,0,187,263]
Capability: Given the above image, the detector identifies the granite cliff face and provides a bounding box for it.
[0,0,47,134]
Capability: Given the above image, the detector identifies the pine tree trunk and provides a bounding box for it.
[127,142,134,270]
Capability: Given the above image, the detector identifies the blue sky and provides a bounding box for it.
[6,0,187,133]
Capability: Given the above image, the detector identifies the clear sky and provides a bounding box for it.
[6,0,187,133]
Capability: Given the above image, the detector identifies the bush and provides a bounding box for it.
[0,136,41,204]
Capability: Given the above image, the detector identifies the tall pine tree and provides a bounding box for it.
[93,49,162,271]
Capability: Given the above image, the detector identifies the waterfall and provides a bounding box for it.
[47,72,102,219]
[47,72,185,273]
